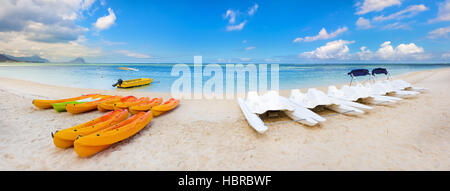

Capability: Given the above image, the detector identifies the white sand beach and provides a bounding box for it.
[0,68,449,170]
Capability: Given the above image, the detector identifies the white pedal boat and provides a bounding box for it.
[389,79,428,92]
[371,68,423,97]
[290,88,369,115]
[237,91,325,133]
[328,85,401,105]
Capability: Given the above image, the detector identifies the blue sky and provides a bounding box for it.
[0,0,449,63]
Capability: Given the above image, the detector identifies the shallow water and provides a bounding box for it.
[0,63,449,92]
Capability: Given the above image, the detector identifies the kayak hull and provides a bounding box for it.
[74,111,153,157]
[53,109,129,148]
[33,94,98,109]
[66,96,117,114]
[129,98,163,114]
[151,98,179,116]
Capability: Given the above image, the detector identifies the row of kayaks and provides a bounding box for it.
[53,109,154,157]
[33,94,179,115]
[33,94,179,157]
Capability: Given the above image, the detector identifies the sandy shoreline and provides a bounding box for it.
[0,68,449,170]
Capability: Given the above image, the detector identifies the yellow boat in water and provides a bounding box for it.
[112,78,153,88]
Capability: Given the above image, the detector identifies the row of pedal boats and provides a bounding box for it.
[237,68,428,133]
[32,95,180,157]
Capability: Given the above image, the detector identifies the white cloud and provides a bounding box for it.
[357,41,427,60]
[356,17,373,29]
[356,46,374,60]
[373,4,428,22]
[429,0,450,23]
[0,32,101,61]
[242,40,247,44]
[0,0,95,42]
[81,0,96,10]
[226,21,247,31]
[293,27,348,43]
[428,26,450,39]
[93,8,116,30]
[356,0,402,15]
[0,0,102,61]
[224,9,237,24]
[382,22,410,30]
[248,3,259,16]
[301,40,428,61]
[116,50,150,58]
[300,40,355,59]
[245,46,256,51]
[223,4,258,32]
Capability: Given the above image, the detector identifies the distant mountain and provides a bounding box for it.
[68,57,86,64]
[0,54,18,62]
[1,54,49,63]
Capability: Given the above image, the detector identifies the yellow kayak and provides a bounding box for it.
[74,110,153,157]
[112,78,153,88]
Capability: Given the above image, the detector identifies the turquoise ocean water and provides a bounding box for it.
[0,63,449,93]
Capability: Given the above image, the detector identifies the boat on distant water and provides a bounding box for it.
[118,67,139,71]
[112,78,153,88]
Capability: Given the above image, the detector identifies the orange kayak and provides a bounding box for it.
[97,96,135,112]
[114,97,150,110]
[32,94,100,109]
[129,97,163,114]
[151,98,180,116]
[52,109,129,148]
[74,110,153,157]
[66,95,118,114]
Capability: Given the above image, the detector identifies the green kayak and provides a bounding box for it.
[52,101,89,112]
[51,97,101,112]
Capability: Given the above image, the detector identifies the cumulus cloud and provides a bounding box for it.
[293,27,348,43]
[358,41,427,60]
[0,0,103,60]
[373,4,428,22]
[248,3,259,16]
[300,40,428,61]
[300,40,355,59]
[226,21,247,31]
[356,46,374,60]
[94,8,116,30]
[427,26,450,39]
[429,0,450,23]
[116,50,151,59]
[356,17,373,29]
[0,32,101,61]
[356,0,402,15]
[0,0,96,42]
